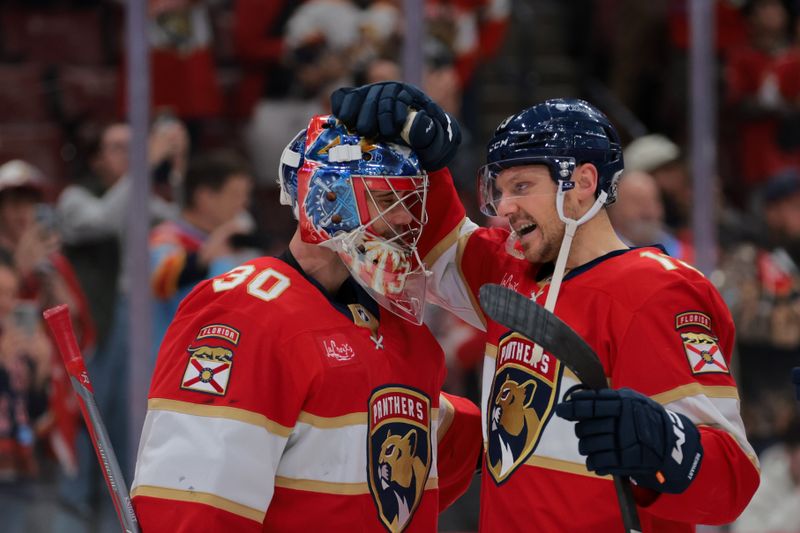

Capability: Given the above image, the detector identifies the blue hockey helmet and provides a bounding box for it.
[478,98,624,215]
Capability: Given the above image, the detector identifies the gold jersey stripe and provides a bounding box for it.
[485,343,497,359]
[296,411,367,428]
[131,484,264,523]
[274,476,439,495]
[423,218,466,267]
[298,409,441,429]
[456,229,487,328]
[523,455,610,479]
[148,398,293,438]
[650,383,740,404]
[437,395,455,440]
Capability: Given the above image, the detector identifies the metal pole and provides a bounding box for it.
[402,0,425,87]
[126,0,151,472]
[689,0,717,275]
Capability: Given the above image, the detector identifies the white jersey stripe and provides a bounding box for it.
[427,219,485,330]
[662,395,758,466]
[279,419,441,483]
[132,408,283,517]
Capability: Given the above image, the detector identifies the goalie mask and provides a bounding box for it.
[278,115,429,324]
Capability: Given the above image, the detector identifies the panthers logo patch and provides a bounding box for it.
[487,333,561,484]
[368,386,431,533]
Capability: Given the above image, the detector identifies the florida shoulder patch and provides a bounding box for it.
[368,386,431,533]
[675,312,729,375]
[180,325,240,396]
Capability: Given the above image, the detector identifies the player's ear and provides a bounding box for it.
[574,163,599,201]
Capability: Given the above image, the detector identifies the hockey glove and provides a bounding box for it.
[331,81,461,171]
[555,387,703,494]
[793,367,800,401]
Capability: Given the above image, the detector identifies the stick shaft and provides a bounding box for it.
[43,305,140,533]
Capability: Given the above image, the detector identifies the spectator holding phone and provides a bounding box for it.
[53,119,187,530]
[149,150,255,359]
[0,160,94,349]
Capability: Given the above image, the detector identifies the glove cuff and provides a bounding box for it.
[633,410,703,494]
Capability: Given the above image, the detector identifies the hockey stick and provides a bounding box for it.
[43,305,140,533]
[478,284,642,533]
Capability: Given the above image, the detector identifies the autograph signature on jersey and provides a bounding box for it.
[323,339,356,362]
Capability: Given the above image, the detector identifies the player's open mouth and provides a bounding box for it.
[516,223,537,237]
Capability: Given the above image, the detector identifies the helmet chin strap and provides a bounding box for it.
[530,181,607,364]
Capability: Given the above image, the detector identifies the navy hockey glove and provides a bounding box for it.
[555,387,703,494]
[331,81,461,171]
[793,367,800,401]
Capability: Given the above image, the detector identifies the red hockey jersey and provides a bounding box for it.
[131,254,481,532]
[414,169,760,532]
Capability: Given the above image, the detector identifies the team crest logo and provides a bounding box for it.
[487,333,561,484]
[180,324,239,396]
[368,386,431,533]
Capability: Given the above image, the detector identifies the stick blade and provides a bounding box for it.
[478,283,607,390]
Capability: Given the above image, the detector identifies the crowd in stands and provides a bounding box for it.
[0,0,799,532]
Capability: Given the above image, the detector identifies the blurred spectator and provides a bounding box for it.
[232,0,297,118]
[732,415,800,533]
[725,0,800,189]
[426,0,510,89]
[0,159,98,532]
[0,159,95,462]
[608,169,694,261]
[57,121,186,297]
[240,0,359,184]
[150,150,256,358]
[716,169,800,449]
[0,253,55,533]
[761,169,800,263]
[793,367,800,400]
[118,0,223,139]
[53,119,186,531]
[623,133,692,232]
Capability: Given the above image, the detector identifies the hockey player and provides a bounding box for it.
[331,82,760,532]
[131,114,481,532]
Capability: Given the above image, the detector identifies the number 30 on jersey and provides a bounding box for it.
[212,265,291,302]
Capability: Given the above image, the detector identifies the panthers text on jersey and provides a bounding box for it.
[413,169,760,533]
[131,252,481,533]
